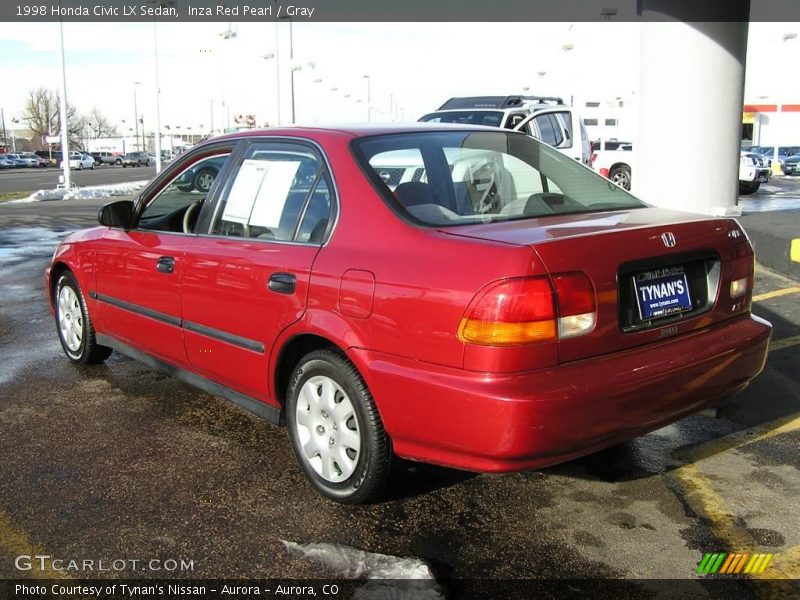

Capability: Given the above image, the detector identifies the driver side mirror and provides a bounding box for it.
[98,199,134,228]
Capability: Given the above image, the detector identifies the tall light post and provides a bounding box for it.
[363,75,371,122]
[57,10,71,188]
[133,81,142,152]
[153,22,162,172]
[261,51,279,126]
[279,16,297,123]
[219,24,237,131]
[773,32,797,170]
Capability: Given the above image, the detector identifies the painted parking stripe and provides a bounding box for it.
[770,335,800,352]
[752,286,800,302]
[791,239,800,263]
[0,511,70,579]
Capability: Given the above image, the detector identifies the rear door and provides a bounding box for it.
[179,139,335,403]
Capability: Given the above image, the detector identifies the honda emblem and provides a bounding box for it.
[661,232,677,248]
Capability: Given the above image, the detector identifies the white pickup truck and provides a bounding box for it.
[589,142,634,190]
[591,145,770,195]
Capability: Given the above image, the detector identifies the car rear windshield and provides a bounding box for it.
[352,131,647,227]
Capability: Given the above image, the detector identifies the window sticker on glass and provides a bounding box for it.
[249,161,301,229]
[222,159,268,224]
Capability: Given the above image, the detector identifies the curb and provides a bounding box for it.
[739,211,800,281]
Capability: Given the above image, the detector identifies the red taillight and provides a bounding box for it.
[590,152,597,166]
[458,276,556,346]
[458,273,597,346]
[599,167,610,178]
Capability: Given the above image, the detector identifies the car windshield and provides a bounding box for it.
[419,111,505,128]
[353,131,647,227]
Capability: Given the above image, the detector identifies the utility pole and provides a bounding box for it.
[363,75,371,122]
[133,81,141,151]
[153,22,162,173]
[57,9,71,189]
[0,108,7,152]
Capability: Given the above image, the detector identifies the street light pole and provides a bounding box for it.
[133,81,141,152]
[363,75,371,122]
[282,16,296,123]
[57,10,71,189]
[153,22,162,173]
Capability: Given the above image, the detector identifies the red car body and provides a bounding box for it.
[46,125,771,481]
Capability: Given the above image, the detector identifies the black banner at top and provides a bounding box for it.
[2,0,798,22]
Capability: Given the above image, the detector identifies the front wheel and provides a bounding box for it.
[739,181,760,195]
[115,158,122,165]
[77,163,83,171]
[286,349,391,503]
[55,272,112,364]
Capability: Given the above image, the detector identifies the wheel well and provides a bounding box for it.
[610,162,631,172]
[49,262,71,303]
[274,334,339,406]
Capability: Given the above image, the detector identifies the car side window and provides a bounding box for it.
[211,142,330,243]
[532,114,563,147]
[506,113,531,134]
[138,152,231,232]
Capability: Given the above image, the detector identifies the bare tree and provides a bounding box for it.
[86,107,118,138]
[22,87,82,150]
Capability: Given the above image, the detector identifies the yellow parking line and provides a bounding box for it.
[0,511,69,579]
[791,239,800,263]
[674,465,800,582]
[770,335,800,352]
[752,286,800,302]
[680,414,800,463]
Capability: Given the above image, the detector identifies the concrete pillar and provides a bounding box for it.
[634,12,749,216]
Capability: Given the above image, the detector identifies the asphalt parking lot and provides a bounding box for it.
[0,165,157,194]
[0,197,798,597]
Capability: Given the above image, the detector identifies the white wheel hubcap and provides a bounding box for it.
[295,375,360,483]
[57,286,83,352]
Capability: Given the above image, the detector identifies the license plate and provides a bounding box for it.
[634,267,692,320]
[758,174,769,182]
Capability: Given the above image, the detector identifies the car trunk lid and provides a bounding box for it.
[443,208,753,363]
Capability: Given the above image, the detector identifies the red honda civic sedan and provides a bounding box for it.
[46,125,771,502]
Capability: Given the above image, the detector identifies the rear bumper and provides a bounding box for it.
[351,314,771,472]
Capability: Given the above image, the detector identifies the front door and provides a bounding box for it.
[93,146,236,366]
[180,140,335,404]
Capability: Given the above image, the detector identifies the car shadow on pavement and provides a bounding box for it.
[382,458,478,501]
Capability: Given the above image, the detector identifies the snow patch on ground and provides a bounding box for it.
[281,540,444,599]
[11,180,149,203]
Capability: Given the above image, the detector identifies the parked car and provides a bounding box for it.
[92,151,122,166]
[739,152,771,194]
[122,151,151,167]
[781,154,800,176]
[20,152,50,167]
[590,144,635,190]
[0,156,15,169]
[4,153,38,168]
[175,155,225,193]
[45,125,771,503]
[419,94,591,165]
[60,151,95,170]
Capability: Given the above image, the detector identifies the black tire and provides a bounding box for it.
[123,164,127,168]
[739,181,760,195]
[609,165,632,190]
[54,271,112,365]
[90,162,95,170]
[193,167,217,193]
[286,349,391,503]
[115,158,122,165]
[78,163,83,171]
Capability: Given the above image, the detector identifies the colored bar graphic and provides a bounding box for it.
[698,552,773,575]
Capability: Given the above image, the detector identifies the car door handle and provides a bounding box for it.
[156,256,175,274]
[268,272,296,294]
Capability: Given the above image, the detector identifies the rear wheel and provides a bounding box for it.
[193,168,217,193]
[739,181,760,195]
[609,165,631,190]
[286,349,391,503]
[54,272,112,364]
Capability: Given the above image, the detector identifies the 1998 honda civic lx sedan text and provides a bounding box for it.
[46,125,772,503]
